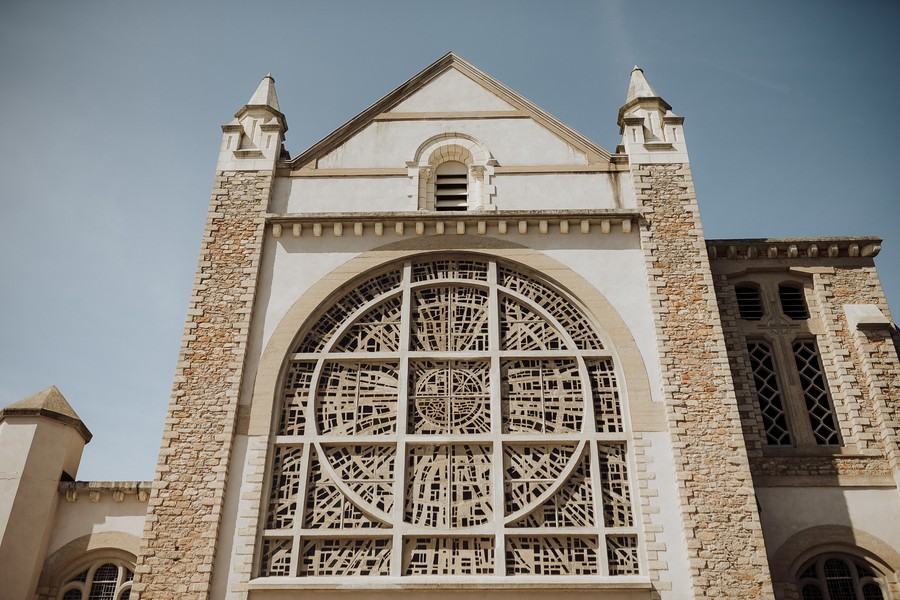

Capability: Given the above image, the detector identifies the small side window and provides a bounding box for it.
[735,286,764,320]
[779,284,809,320]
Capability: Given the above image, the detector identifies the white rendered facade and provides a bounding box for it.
[1,54,897,600]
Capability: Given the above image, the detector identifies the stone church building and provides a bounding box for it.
[2,53,899,600]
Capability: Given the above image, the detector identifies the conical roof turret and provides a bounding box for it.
[625,66,658,103]
[234,73,287,132]
[618,65,672,129]
[247,73,281,113]
[0,385,92,442]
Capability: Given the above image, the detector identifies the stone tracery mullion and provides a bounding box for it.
[487,259,506,575]
[288,442,312,577]
[390,262,413,576]
[580,355,608,575]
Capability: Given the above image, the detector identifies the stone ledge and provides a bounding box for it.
[707,237,882,261]
[267,209,642,239]
[248,576,653,590]
[60,481,152,503]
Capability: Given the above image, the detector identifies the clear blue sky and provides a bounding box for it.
[1,0,898,480]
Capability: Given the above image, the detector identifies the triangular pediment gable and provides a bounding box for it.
[288,52,612,169]
[390,68,517,113]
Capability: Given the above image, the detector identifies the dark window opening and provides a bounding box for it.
[435,161,468,211]
[779,284,809,320]
[735,286,764,320]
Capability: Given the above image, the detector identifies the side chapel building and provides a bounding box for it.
[2,53,899,600]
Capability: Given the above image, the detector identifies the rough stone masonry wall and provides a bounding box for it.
[635,163,774,599]
[133,170,271,600]
[813,267,900,472]
[713,271,893,482]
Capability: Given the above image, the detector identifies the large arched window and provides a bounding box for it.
[57,559,133,600]
[257,256,639,579]
[797,554,889,600]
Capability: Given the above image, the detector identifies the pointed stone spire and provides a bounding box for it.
[221,73,288,170]
[0,385,91,442]
[233,72,287,131]
[246,73,281,113]
[625,66,658,103]
[617,66,686,163]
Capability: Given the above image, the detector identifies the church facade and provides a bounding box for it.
[2,53,898,600]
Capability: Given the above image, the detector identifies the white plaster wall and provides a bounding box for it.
[316,119,588,169]
[644,431,693,599]
[757,486,900,560]
[493,173,625,211]
[391,69,516,113]
[0,418,85,600]
[272,173,626,214]
[0,420,35,539]
[46,496,147,557]
[275,177,412,213]
[247,230,661,408]
[211,433,248,599]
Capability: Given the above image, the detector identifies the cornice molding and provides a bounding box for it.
[707,237,882,261]
[59,481,153,503]
[266,209,641,239]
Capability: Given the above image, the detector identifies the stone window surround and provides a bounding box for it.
[770,525,900,599]
[731,272,848,453]
[795,552,891,600]
[53,553,135,600]
[408,133,497,212]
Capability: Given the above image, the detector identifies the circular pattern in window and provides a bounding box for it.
[261,256,638,578]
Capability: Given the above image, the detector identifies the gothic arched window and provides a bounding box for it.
[797,554,889,600]
[259,256,639,578]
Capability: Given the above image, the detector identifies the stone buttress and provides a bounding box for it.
[132,75,286,599]
[620,67,775,599]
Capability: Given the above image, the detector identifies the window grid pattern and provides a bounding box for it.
[797,554,887,600]
[746,341,792,445]
[793,341,841,445]
[261,257,638,578]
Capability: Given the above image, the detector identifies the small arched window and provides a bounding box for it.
[735,285,764,320]
[57,560,133,600]
[797,554,888,600]
[434,161,468,211]
[779,284,809,320]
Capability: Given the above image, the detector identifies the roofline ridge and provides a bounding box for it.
[287,53,611,168]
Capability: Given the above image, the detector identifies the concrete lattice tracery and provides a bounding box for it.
[259,257,639,578]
